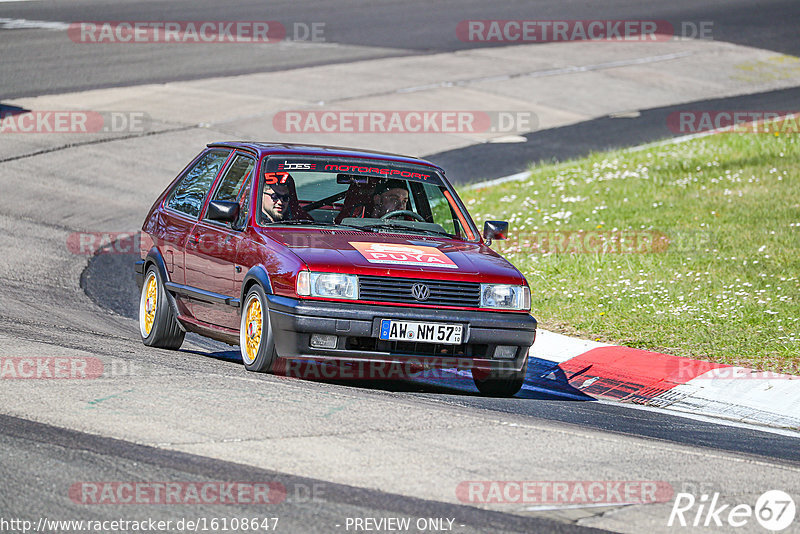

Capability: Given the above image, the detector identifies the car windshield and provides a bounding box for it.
[256,159,478,241]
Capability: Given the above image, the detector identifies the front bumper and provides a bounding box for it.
[266,295,536,372]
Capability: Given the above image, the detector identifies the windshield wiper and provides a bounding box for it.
[359,223,455,238]
[263,220,372,232]
[265,219,455,238]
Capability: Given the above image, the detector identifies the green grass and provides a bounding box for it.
[460,130,800,374]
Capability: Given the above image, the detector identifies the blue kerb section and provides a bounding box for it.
[526,356,562,379]
[521,356,594,400]
[409,356,594,399]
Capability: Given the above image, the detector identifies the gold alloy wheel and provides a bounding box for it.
[142,272,158,336]
[242,295,263,364]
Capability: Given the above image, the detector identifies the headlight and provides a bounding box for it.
[296,272,358,300]
[480,284,530,310]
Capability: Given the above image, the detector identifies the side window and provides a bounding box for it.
[234,176,252,230]
[421,182,461,237]
[165,150,230,218]
[208,154,255,229]
[212,155,255,203]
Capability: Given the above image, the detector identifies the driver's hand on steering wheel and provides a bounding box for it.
[380,209,426,222]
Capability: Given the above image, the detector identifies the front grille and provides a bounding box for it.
[359,275,481,307]
[346,336,489,358]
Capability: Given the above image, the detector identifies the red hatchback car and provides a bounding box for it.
[136,142,536,396]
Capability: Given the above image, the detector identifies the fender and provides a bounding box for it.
[138,247,185,330]
[136,247,169,286]
[240,264,274,304]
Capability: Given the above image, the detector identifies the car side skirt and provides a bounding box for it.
[177,315,240,346]
[164,282,240,308]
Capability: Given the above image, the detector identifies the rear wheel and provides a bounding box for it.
[472,358,527,397]
[239,285,277,373]
[139,265,185,349]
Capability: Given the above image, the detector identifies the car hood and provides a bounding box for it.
[265,229,526,285]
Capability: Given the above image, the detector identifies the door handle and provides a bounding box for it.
[188,234,200,246]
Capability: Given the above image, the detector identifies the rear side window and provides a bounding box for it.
[210,154,255,229]
[166,150,230,218]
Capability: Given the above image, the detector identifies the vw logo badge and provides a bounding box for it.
[411,283,430,301]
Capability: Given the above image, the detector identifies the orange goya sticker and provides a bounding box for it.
[350,242,458,269]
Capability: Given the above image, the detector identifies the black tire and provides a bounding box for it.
[139,265,185,349]
[239,285,278,373]
[472,357,527,397]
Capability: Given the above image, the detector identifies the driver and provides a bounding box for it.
[370,179,410,218]
[261,183,291,222]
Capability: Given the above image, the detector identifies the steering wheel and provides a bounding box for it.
[380,210,425,222]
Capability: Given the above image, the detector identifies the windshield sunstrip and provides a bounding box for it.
[265,157,443,185]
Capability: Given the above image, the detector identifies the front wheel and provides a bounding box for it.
[472,358,527,397]
[139,265,185,349]
[239,285,277,373]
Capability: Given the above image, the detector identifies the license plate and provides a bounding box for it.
[379,319,463,345]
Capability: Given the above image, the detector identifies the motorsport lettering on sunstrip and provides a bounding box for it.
[323,164,432,180]
[265,158,439,183]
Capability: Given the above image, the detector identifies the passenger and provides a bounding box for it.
[370,179,410,218]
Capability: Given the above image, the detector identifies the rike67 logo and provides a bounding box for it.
[669,490,796,531]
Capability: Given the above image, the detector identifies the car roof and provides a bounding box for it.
[206,141,443,171]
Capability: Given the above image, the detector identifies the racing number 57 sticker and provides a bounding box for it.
[264,172,290,185]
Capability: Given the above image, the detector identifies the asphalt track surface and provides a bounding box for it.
[1,414,602,534]
[3,1,800,532]
[1,0,799,98]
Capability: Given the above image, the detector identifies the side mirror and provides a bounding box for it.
[207,200,240,224]
[483,220,508,245]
